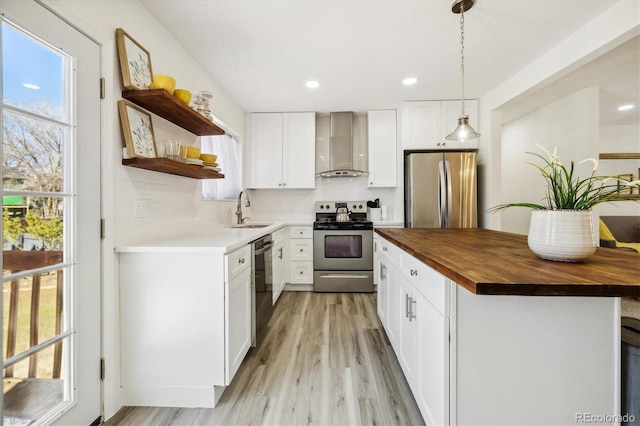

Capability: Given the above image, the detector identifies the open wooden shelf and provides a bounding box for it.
[122,158,224,179]
[122,89,225,136]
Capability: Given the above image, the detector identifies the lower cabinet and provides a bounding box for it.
[289,225,313,284]
[225,266,252,383]
[119,244,252,408]
[376,235,450,425]
[272,228,289,304]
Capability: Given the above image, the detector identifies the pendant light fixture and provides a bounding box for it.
[445,0,480,142]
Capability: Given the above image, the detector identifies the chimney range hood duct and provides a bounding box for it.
[317,111,368,178]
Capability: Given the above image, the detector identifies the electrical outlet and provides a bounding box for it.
[134,199,151,218]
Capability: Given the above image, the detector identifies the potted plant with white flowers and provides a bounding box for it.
[490,145,640,262]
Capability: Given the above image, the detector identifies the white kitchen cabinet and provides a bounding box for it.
[271,227,289,304]
[226,265,252,383]
[377,238,401,350]
[398,274,420,384]
[376,235,449,425]
[119,245,252,408]
[247,112,316,189]
[288,225,314,284]
[402,100,479,150]
[367,109,397,188]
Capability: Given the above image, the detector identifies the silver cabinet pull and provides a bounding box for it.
[405,293,410,318]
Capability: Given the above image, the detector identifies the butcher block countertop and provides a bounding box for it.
[375,228,640,297]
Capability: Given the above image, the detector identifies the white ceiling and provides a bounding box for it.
[140,0,635,121]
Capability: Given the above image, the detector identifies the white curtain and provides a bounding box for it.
[201,134,241,200]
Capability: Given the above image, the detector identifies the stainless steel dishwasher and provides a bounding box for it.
[251,234,273,347]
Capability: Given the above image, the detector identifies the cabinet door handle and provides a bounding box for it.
[300,248,304,252]
[239,257,245,264]
[382,246,388,252]
[410,269,417,276]
[380,264,387,280]
[278,247,283,259]
[405,293,410,318]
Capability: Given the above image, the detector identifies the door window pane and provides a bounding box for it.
[1,24,66,122]
[2,111,66,193]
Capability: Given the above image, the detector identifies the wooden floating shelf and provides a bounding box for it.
[598,153,640,160]
[122,89,225,136]
[122,158,224,179]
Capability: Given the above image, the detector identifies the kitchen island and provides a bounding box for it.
[374,227,639,426]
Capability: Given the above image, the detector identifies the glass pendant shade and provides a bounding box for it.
[445,115,480,141]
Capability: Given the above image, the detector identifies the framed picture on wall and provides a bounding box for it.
[118,100,157,158]
[116,28,153,90]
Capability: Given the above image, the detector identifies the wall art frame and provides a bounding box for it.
[116,28,153,90]
[118,100,157,158]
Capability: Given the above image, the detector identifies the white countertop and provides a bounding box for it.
[115,222,289,254]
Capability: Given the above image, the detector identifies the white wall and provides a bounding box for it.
[478,0,640,231]
[500,87,599,234]
[50,0,246,246]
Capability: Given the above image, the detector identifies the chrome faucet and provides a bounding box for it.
[236,191,250,224]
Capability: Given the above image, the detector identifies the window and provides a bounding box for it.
[201,134,242,200]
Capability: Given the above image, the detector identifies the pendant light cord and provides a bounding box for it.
[459,3,466,117]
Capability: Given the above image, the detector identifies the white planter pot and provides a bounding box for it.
[527,209,597,262]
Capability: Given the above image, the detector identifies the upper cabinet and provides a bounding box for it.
[403,100,479,150]
[368,109,397,188]
[246,112,316,189]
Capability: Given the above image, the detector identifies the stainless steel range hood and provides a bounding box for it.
[317,112,368,178]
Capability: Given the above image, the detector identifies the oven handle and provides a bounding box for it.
[253,241,274,255]
[317,273,371,279]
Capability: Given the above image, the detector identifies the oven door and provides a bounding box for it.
[313,229,373,271]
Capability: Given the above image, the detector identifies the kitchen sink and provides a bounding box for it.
[230,223,272,228]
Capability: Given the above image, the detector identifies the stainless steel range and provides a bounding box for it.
[313,201,374,292]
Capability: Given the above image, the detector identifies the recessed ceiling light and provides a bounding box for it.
[22,83,40,90]
[403,77,418,86]
[305,80,320,89]
[618,104,635,111]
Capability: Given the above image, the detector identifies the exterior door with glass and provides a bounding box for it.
[1,0,101,424]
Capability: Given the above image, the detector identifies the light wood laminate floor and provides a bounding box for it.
[104,292,424,425]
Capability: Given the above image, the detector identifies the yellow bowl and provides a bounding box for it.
[173,89,191,105]
[200,153,217,163]
[149,75,176,94]
[186,146,201,159]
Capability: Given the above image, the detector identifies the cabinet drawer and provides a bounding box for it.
[272,227,288,244]
[289,225,313,239]
[290,261,314,284]
[226,245,251,282]
[377,236,401,265]
[401,253,447,315]
[289,239,313,261]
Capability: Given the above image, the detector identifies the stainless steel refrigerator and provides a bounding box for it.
[405,151,478,228]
